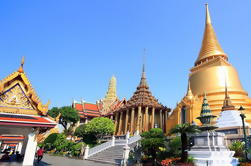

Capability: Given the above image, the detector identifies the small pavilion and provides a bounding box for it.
[0,58,56,165]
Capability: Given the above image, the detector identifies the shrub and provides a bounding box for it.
[229,141,244,158]
[75,117,114,144]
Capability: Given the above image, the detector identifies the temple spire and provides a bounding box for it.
[197,92,217,131]
[186,80,193,99]
[222,75,235,111]
[18,56,25,73]
[104,75,117,100]
[139,63,148,88]
[195,4,227,66]
[205,3,212,24]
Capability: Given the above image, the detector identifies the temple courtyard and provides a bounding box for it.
[0,154,110,166]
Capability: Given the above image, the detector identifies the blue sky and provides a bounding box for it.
[1,1,251,109]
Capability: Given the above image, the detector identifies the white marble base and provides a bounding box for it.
[188,151,238,166]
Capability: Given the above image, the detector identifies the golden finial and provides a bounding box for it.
[195,4,227,66]
[222,73,235,111]
[18,56,25,73]
[205,3,211,24]
[186,80,193,99]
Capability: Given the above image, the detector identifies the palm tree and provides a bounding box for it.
[169,123,200,162]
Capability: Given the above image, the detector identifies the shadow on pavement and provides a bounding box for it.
[34,159,52,166]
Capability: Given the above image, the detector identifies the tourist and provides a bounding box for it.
[10,150,17,161]
[16,151,22,161]
[37,147,44,163]
[0,152,10,161]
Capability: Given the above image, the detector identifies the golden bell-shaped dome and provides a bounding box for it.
[189,4,249,113]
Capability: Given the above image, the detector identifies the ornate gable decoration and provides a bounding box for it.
[0,58,49,115]
[0,84,34,110]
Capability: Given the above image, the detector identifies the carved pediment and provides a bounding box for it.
[0,83,35,110]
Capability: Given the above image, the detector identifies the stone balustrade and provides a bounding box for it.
[84,131,141,159]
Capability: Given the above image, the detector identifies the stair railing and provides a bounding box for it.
[84,131,141,159]
[128,133,141,144]
[85,136,115,158]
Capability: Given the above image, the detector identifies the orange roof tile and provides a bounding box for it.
[84,103,99,111]
[75,104,83,111]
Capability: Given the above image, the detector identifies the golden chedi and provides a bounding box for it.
[167,4,251,131]
[102,75,118,110]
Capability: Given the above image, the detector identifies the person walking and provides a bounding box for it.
[37,147,44,163]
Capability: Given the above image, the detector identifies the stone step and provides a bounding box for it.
[87,140,138,166]
[87,158,120,165]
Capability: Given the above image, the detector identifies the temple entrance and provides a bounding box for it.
[0,126,35,164]
[0,58,56,165]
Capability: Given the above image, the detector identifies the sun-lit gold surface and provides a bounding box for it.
[101,75,118,111]
[195,4,227,66]
[0,57,49,115]
[166,4,251,131]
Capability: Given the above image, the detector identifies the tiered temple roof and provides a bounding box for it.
[0,57,56,128]
[121,65,168,111]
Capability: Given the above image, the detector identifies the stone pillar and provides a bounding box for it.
[124,109,129,133]
[122,144,130,166]
[137,106,142,132]
[151,107,155,128]
[118,112,123,135]
[130,108,135,134]
[22,131,38,166]
[84,145,89,159]
[111,136,115,146]
[145,107,149,131]
[17,142,22,153]
[160,110,163,130]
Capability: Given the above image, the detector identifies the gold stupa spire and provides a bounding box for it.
[104,75,117,100]
[18,56,25,73]
[195,4,228,66]
[222,75,235,111]
[186,80,193,99]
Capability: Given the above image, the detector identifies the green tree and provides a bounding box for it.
[140,128,166,165]
[74,124,96,145]
[48,106,80,130]
[53,134,70,152]
[75,117,114,144]
[43,133,59,150]
[47,107,60,118]
[169,123,200,162]
[167,136,182,157]
[229,141,244,158]
[85,117,114,141]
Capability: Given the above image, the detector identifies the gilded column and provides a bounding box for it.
[145,106,149,131]
[124,109,129,133]
[130,108,135,134]
[114,113,119,135]
[165,110,168,134]
[151,107,155,128]
[137,106,142,132]
[118,112,123,135]
[160,110,163,130]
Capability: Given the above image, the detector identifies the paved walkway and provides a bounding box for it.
[0,154,113,166]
